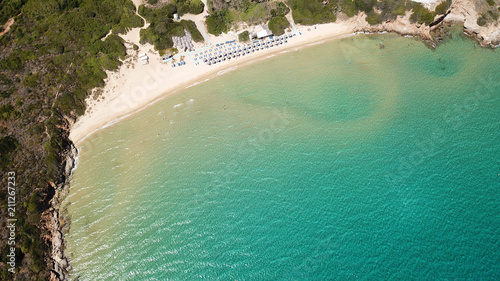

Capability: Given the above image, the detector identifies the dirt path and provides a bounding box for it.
[0,15,17,36]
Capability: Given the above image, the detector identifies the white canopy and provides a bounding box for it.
[257,30,272,39]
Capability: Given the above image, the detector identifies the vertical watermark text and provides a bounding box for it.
[6,171,16,274]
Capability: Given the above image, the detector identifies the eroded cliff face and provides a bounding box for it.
[344,0,499,49]
[43,143,77,281]
[447,0,500,47]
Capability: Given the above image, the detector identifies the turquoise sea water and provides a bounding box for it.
[64,33,500,280]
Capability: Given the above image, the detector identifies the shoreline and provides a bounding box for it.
[69,5,500,145]
[55,1,500,279]
[69,22,358,145]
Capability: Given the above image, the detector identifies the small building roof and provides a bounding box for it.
[256,30,272,39]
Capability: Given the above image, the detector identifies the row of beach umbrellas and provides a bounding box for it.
[203,34,293,66]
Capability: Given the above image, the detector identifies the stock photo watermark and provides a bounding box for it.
[385,74,498,187]
[217,107,292,187]
[5,171,17,274]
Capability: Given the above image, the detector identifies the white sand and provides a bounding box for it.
[69,18,361,144]
[70,0,497,144]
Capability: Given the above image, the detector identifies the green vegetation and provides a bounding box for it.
[112,2,144,34]
[206,10,233,35]
[0,104,19,120]
[473,0,500,26]
[487,0,495,7]
[489,10,499,20]
[477,6,499,26]
[188,0,205,14]
[182,20,204,42]
[366,11,383,25]
[0,135,18,168]
[0,0,480,279]
[0,0,145,278]
[139,2,205,50]
[238,30,250,42]
[0,0,27,25]
[272,2,291,17]
[477,14,487,26]
[409,2,437,25]
[287,0,336,25]
[234,3,268,25]
[173,0,205,15]
[285,0,447,26]
[206,0,291,34]
[435,1,449,15]
[268,16,290,36]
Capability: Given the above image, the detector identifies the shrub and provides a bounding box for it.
[239,3,268,25]
[268,16,290,36]
[154,36,174,50]
[272,2,290,17]
[477,14,487,26]
[0,0,28,26]
[189,0,205,14]
[0,89,13,98]
[366,11,383,25]
[488,10,499,21]
[435,1,448,15]
[113,13,143,34]
[287,0,336,25]
[238,30,249,42]
[206,10,232,35]
[23,73,39,88]
[353,0,377,13]
[339,0,359,17]
[170,25,185,37]
[0,135,18,168]
[409,2,436,25]
[0,104,19,120]
[180,20,204,42]
[0,55,22,70]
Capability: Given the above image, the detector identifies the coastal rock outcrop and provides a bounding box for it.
[446,0,500,48]
[44,143,78,281]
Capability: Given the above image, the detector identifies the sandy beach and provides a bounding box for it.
[69,0,500,145]
[69,19,360,144]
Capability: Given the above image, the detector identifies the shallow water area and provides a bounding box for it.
[64,33,500,280]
